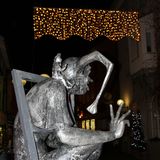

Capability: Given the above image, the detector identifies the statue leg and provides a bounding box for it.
[14,124,102,160]
[13,117,47,160]
[13,119,28,160]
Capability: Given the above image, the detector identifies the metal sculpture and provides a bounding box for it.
[12,50,130,160]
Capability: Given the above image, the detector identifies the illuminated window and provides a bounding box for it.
[91,119,95,130]
[82,120,85,129]
[81,119,95,130]
[86,120,90,130]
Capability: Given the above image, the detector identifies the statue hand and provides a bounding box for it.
[109,104,131,139]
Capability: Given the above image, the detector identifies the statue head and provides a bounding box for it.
[53,51,113,114]
[62,57,92,95]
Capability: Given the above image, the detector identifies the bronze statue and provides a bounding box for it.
[13,51,130,160]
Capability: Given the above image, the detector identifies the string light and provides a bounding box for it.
[33,7,140,41]
[131,111,146,151]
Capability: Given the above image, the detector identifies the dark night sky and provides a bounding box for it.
[0,0,120,117]
[0,0,115,74]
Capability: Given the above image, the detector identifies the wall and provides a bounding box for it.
[117,38,133,107]
[129,13,157,75]
[114,1,160,159]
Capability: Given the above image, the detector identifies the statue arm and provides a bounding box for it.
[57,127,115,146]
[42,81,130,147]
[42,86,114,146]
[57,105,130,146]
[79,50,113,68]
[79,51,114,114]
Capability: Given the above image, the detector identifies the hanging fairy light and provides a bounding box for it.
[130,111,146,151]
[33,7,140,41]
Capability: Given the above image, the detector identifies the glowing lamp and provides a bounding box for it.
[22,80,27,86]
[117,99,124,106]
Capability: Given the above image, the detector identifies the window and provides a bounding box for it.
[128,38,139,62]
[81,119,95,130]
[146,31,152,52]
[140,13,156,54]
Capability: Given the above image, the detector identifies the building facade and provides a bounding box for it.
[0,35,16,152]
[115,0,160,159]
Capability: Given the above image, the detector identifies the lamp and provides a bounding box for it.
[117,99,124,106]
[22,80,27,86]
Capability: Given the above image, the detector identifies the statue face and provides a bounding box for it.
[62,57,92,95]
[68,65,92,95]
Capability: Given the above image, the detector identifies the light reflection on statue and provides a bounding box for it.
[14,51,130,160]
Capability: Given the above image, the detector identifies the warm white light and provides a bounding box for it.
[91,119,95,130]
[22,80,27,86]
[12,80,27,86]
[82,120,85,129]
[33,7,140,41]
[117,99,124,106]
[86,120,90,130]
[79,111,83,119]
[40,74,50,78]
